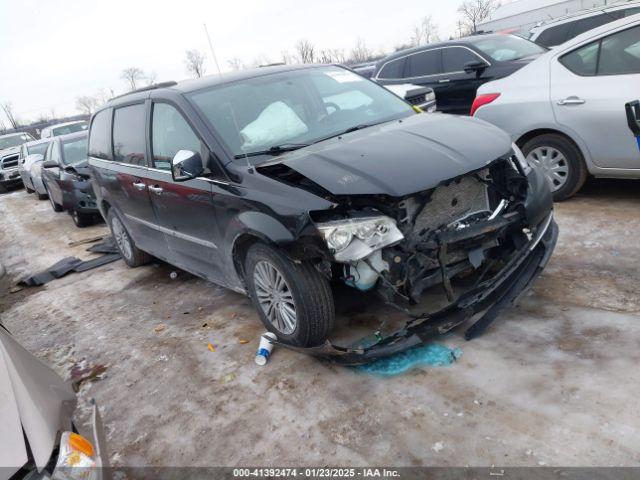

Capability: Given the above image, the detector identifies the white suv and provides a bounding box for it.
[473,14,640,200]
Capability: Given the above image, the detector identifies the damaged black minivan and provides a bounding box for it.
[88,65,557,363]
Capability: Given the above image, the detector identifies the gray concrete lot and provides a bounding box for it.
[1,180,639,467]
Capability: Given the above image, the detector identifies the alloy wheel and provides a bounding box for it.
[526,146,569,192]
[111,215,133,261]
[253,260,297,334]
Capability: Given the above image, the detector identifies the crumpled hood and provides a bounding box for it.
[266,114,512,197]
[67,160,90,177]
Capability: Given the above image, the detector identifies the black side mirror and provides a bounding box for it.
[172,150,204,182]
[464,60,489,75]
[625,100,640,136]
[42,159,58,168]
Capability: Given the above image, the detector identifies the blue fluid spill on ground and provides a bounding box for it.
[355,343,462,376]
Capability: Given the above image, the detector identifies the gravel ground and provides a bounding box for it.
[1,178,639,468]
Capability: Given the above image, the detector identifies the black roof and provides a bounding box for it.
[377,33,505,65]
[103,64,327,109]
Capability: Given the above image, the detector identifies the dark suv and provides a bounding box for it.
[373,34,546,115]
[89,64,557,363]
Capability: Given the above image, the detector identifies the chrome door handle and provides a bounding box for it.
[148,185,163,195]
[558,96,585,105]
[438,79,451,83]
[132,181,146,191]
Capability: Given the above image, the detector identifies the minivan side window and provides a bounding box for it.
[377,58,405,79]
[442,47,481,73]
[88,109,113,160]
[151,103,202,171]
[405,49,442,77]
[560,25,640,76]
[113,104,147,166]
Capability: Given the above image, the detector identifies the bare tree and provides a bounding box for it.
[75,95,99,115]
[411,15,441,46]
[1,102,19,129]
[185,49,206,78]
[295,39,316,64]
[349,37,372,64]
[228,57,246,71]
[0,118,6,133]
[120,67,145,91]
[281,49,296,64]
[458,0,499,34]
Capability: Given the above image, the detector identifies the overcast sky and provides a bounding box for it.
[0,0,476,123]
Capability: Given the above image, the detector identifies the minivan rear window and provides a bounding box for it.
[88,109,113,160]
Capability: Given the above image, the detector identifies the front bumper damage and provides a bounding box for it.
[276,159,558,366]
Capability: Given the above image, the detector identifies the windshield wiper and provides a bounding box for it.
[234,143,309,159]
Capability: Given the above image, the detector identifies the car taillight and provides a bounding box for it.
[470,93,501,116]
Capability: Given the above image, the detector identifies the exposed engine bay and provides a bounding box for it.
[260,148,558,365]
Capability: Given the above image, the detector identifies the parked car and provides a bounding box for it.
[0,323,108,479]
[41,131,99,227]
[0,132,35,192]
[473,14,640,200]
[18,138,51,193]
[529,1,640,48]
[88,65,557,361]
[372,34,547,115]
[351,61,377,78]
[39,120,88,139]
[383,84,437,112]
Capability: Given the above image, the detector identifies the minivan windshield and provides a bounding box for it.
[0,133,32,150]
[188,66,414,159]
[472,35,547,61]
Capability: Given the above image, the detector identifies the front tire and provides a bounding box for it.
[522,134,587,201]
[107,210,151,267]
[244,243,335,347]
[71,210,93,228]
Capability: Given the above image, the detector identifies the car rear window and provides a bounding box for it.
[88,109,113,160]
[112,104,147,166]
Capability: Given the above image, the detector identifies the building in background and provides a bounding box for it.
[479,0,613,33]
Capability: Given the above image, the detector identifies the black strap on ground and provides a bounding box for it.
[18,237,121,287]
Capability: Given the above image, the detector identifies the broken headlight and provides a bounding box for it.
[316,216,404,262]
[512,143,531,174]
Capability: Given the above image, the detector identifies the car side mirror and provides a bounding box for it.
[626,100,640,136]
[172,150,204,182]
[42,159,58,168]
[464,60,489,75]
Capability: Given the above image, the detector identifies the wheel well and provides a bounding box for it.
[516,128,583,156]
[232,234,262,283]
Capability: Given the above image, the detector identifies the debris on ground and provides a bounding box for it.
[221,372,236,383]
[432,441,444,452]
[154,324,166,333]
[238,339,250,345]
[207,343,216,352]
[355,343,462,376]
[67,235,106,247]
[255,332,277,366]
[70,361,107,391]
[169,271,178,280]
[9,286,23,294]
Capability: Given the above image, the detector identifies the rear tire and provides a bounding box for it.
[107,210,151,267]
[244,242,335,347]
[522,133,587,201]
[71,210,93,228]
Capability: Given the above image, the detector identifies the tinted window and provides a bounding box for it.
[377,58,405,79]
[570,13,615,39]
[152,103,201,171]
[405,49,442,77]
[598,25,640,75]
[442,47,481,72]
[61,137,88,165]
[620,7,640,17]
[52,123,88,137]
[113,104,146,166]
[535,23,572,47]
[559,40,599,75]
[89,109,113,160]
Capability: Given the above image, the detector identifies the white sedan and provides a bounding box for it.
[472,14,640,200]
